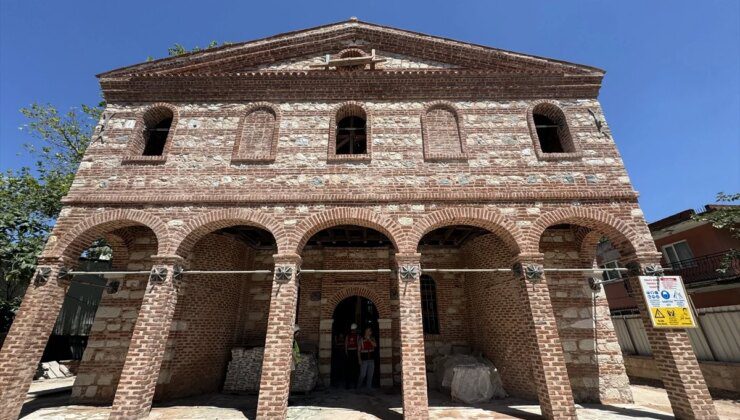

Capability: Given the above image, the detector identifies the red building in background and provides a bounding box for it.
[599,204,740,395]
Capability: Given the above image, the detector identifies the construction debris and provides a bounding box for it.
[429,354,507,404]
[37,361,74,380]
[223,347,319,394]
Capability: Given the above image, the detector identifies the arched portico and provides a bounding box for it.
[170,208,288,257]
[291,207,404,254]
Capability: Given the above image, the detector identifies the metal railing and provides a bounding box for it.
[663,250,740,285]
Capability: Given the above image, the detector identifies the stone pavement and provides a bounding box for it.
[20,384,740,419]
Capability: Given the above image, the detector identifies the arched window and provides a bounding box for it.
[123,104,177,164]
[529,102,580,160]
[232,104,280,163]
[328,103,371,161]
[420,275,440,335]
[421,102,467,160]
[336,116,367,154]
[142,115,172,156]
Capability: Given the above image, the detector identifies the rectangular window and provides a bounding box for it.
[662,241,695,269]
[420,276,440,335]
[600,260,623,281]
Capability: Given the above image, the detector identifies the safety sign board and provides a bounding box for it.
[638,276,696,328]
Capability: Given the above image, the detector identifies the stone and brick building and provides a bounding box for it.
[0,19,719,419]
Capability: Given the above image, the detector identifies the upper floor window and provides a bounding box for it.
[143,115,172,156]
[328,103,371,162]
[420,275,440,335]
[122,104,177,164]
[336,115,367,154]
[662,240,695,269]
[421,102,467,161]
[528,102,581,160]
[232,103,280,163]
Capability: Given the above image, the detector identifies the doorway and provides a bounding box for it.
[330,296,380,388]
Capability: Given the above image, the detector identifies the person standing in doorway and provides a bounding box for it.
[344,323,360,388]
[357,326,377,390]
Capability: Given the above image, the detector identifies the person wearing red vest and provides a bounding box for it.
[344,323,360,388]
[357,327,377,390]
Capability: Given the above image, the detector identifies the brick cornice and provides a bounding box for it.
[99,72,602,103]
[61,190,639,205]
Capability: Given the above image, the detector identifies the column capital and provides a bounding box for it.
[510,252,545,265]
[150,254,186,266]
[394,253,422,265]
[272,253,302,265]
[36,255,75,268]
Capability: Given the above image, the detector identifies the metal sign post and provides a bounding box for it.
[638,275,697,328]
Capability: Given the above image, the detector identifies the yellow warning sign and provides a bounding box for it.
[650,307,695,327]
[639,276,697,328]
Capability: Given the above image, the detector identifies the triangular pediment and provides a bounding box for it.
[98,20,603,78]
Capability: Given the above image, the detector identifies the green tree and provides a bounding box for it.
[691,192,740,273]
[0,102,104,331]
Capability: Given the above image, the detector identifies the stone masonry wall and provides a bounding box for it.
[66,99,635,206]
[71,228,157,403]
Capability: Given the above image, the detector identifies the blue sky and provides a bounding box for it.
[1,1,738,221]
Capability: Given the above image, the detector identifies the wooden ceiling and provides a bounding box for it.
[214,224,490,250]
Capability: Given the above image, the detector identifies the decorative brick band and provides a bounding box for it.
[61,190,641,205]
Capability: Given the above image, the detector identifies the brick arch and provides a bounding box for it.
[527,207,648,256]
[170,208,287,257]
[291,208,403,254]
[410,208,522,254]
[322,286,392,319]
[45,209,168,261]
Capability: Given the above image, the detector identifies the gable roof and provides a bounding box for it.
[98,19,604,79]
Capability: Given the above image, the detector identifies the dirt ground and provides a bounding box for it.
[20,382,740,419]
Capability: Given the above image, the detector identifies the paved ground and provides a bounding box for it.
[20,382,740,419]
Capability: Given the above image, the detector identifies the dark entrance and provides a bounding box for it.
[330,296,380,388]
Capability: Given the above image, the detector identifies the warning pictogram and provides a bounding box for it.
[639,276,696,328]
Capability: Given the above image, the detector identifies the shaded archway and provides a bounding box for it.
[156,223,278,401]
[330,295,380,388]
[291,208,403,255]
[415,222,536,401]
[535,211,645,405]
[296,223,397,391]
[53,222,161,405]
[44,209,168,262]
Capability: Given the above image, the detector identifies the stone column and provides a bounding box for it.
[395,253,429,420]
[513,253,576,420]
[377,317,393,388]
[256,253,301,419]
[588,274,633,404]
[626,256,718,420]
[110,257,183,419]
[0,260,70,420]
[318,318,333,385]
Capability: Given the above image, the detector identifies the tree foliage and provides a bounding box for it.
[0,102,104,331]
[691,192,740,273]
